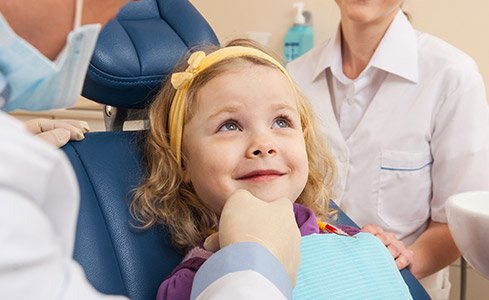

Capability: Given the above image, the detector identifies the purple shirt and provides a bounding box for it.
[156,203,359,300]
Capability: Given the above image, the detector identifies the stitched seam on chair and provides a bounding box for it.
[117,19,143,77]
[155,0,191,49]
[71,142,129,296]
[89,64,163,85]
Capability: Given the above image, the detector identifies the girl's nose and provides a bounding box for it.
[246,140,277,158]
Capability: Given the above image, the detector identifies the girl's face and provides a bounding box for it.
[335,0,403,26]
[182,64,309,214]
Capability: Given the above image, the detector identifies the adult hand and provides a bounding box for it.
[25,118,90,148]
[362,224,415,270]
[204,189,301,287]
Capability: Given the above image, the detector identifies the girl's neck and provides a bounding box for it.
[340,14,396,80]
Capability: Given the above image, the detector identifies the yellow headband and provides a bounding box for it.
[168,46,294,165]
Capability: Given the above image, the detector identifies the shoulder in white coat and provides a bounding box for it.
[0,112,126,299]
[286,38,334,89]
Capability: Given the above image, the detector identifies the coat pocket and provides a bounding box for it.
[377,150,433,227]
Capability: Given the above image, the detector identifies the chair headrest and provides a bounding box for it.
[82,0,219,109]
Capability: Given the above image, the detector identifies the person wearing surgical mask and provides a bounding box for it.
[1,0,97,148]
[1,0,118,147]
[0,1,132,298]
[0,1,300,299]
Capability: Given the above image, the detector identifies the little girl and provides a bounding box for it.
[130,40,409,300]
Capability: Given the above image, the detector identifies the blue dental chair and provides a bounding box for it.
[61,0,430,299]
[63,0,218,299]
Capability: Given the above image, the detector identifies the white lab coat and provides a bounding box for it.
[287,11,489,299]
[0,112,126,299]
[288,11,489,245]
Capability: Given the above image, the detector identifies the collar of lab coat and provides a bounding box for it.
[312,10,419,84]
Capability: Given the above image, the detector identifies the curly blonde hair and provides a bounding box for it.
[131,39,336,252]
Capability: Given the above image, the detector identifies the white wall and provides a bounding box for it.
[190,0,489,98]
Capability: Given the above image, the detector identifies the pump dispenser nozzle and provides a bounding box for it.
[284,1,313,63]
[293,2,306,25]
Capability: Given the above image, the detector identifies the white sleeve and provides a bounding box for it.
[0,181,126,300]
[431,68,489,222]
[0,114,127,299]
[195,271,287,300]
[191,242,291,300]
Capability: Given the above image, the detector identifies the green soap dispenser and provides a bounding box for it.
[283,2,314,63]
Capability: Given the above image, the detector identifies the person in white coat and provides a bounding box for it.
[0,0,137,298]
[287,1,489,299]
[0,0,299,299]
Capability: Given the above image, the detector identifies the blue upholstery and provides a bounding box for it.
[63,0,217,298]
[64,131,182,299]
[82,0,218,108]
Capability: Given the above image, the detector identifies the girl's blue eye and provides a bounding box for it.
[272,117,291,129]
[218,121,241,132]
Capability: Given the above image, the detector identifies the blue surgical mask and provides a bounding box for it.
[0,0,101,112]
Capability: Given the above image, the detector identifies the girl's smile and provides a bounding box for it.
[236,169,287,182]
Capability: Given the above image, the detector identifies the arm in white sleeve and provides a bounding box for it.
[0,113,127,300]
[191,242,292,300]
[430,68,489,222]
[0,190,126,300]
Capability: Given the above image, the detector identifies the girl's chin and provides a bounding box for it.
[242,190,296,204]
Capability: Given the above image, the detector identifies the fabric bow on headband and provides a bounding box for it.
[171,51,207,90]
[167,46,294,166]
